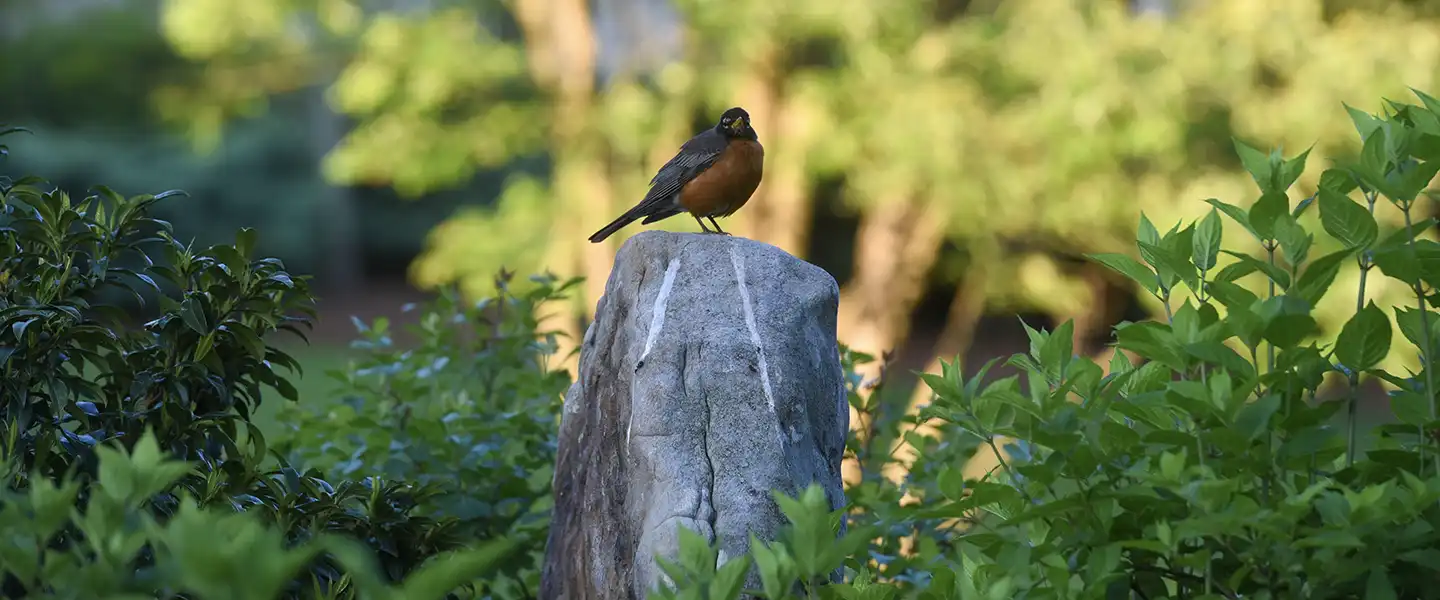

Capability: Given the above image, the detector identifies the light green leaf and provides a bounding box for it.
[1233,137,1275,191]
[1088,253,1158,294]
[1193,209,1223,272]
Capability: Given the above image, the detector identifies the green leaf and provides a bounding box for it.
[1205,198,1259,241]
[1278,146,1312,191]
[1207,280,1259,310]
[1273,213,1312,266]
[1138,213,1161,248]
[1319,167,1360,195]
[1233,137,1275,191]
[1365,567,1398,600]
[1395,306,1440,353]
[1390,390,1431,427]
[1293,248,1356,307]
[750,535,792,600]
[1355,128,1401,200]
[1248,191,1290,240]
[1396,159,1440,203]
[710,554,750,600]
[1087,253,1158,294]
[1264,314,1318,348]
[1318,187,1379,249]
[1346,103,1384,140]
[1412,87,1440,118]
[1335,302,1392,373]
[1220,250,1292,289]
[1193,209,1223,272]
[179,295,210,334]
[1375,217,1438,252]
[938,466,967,501]
[1234,394,1282,441]
[1040,320,1075,380]
[399,538,518,599]
[1373,240,1440,287]
[236,227,258,258]
[1138,241,1197,291]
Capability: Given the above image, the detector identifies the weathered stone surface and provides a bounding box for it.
[539,231,849,599]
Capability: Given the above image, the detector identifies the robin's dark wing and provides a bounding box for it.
[587,129,730,243]
[632,129,730,216]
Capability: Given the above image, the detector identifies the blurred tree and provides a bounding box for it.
[157,0,1440,481]
[0,3,190,129]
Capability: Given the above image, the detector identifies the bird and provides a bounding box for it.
[588,107,764,243]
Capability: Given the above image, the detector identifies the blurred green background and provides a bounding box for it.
[3,0,1434,434]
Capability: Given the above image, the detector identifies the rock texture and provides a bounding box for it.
[539,231,849,599]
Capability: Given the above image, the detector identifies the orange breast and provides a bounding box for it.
[678,139,764,218]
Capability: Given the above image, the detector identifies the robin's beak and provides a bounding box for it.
[729,117,747,133]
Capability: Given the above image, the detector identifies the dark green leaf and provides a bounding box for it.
[1138,241,1197,291]
[1390,390,1431,427]
[1273,213,1312,266]
[1264,314,1318,348]
[237,227,258,258]
[1318,187,1378,249]
[1248,191,1290,240]
[1335,302,1392,372]
[1365,567,1398,600]
[1293,248,1356,307]
[1234,394,1282,441]
[179,296,209,334]
[1220,250,1291,289]
[1394,306,1440,353]
[1319,167,1359,195]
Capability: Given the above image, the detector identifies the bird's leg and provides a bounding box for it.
[707,217,730,235]
[693,215,715,234]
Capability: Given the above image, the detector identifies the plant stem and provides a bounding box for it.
[1347,191,1379,468]
[1265,243,1278,376]
[1402,200,1437,473]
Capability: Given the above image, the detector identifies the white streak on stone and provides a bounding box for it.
[730,247,779,423]
[641,259,682,363]
[630,258,682,449]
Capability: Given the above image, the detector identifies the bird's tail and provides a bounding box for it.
[588,210,640,243]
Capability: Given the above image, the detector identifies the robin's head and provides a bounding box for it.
[715,107,757,140]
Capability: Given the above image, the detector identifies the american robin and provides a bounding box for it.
[588,107,763,243]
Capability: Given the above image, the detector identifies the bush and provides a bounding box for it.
[658,91,1440,598]
[0,125,515,598]
[273,273,577,597]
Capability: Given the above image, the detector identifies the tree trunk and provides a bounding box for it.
[836,194,947,484]
[307,72,361,294]
[513,0,606,372]
[731,69,815,257]
[884,237,997,484]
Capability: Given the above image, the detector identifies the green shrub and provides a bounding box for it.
[273,272,577,599]
[0,429,514,600]
[0,125,514,598]
[658,90,1440,599]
